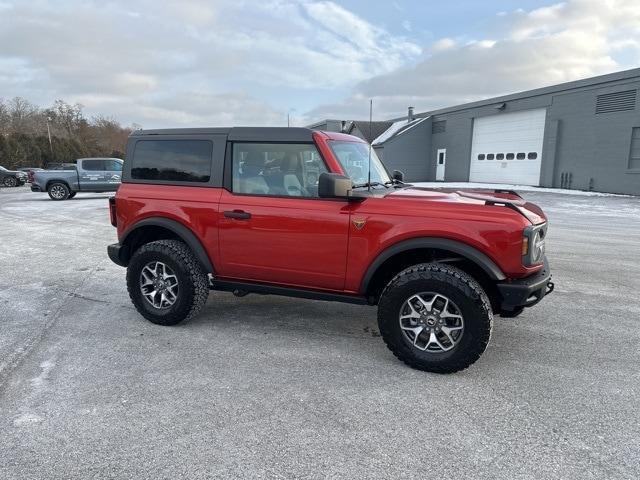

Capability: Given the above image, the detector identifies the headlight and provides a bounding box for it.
[522,223,547,266]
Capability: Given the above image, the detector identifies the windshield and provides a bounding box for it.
[328,141,390,185]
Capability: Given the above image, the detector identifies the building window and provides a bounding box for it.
[496,153,504,160]
[516,153,526,160]
[478,154,485,160]
[506,153,515,160]
[486,154,495,160]
[527,152,538,160]
[432,120,446,134]
[629,127,640,170]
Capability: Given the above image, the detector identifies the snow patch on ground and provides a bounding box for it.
[13,413,44,426]
[30,359,56,389]
[413,182,636,198]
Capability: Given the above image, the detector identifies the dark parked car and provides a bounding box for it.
[0,166,28,187]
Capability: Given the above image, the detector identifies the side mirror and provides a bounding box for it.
[393,170,404,182]
[318,173,352,199]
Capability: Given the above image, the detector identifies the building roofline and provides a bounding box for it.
[390,67,640,121]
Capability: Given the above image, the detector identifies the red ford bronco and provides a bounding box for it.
[107,127,553,373]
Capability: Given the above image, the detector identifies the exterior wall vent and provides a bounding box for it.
[595,90,637,114]
[432,120,446,134]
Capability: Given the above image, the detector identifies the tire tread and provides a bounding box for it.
[378,263,492,374]
[126,239,208,325]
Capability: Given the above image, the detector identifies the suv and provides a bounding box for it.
[107,127,553,373]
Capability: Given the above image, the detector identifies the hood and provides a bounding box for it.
[385,186,547,225]
[2,168,25,176]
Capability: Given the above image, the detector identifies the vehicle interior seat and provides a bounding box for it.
[237,151,269,194]
[282,153,304,196]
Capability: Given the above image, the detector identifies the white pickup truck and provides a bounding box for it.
[31,158,123,200]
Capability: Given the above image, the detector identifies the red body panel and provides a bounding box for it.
[114,131,546,296]
[217,190,350,290]
[115,184,223,269]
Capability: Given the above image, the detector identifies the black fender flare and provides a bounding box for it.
[121,217,215,274]
[359,237,506,294]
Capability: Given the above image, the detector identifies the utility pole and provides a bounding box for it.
[46,116,53,157]
[287,108,296,128]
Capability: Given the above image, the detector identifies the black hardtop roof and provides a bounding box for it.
[130,127,315,142]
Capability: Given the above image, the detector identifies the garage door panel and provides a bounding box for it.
[469,109,545,186]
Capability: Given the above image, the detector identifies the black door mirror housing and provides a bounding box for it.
[318,173,353,200]
[393,170,404,182]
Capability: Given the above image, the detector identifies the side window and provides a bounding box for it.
[528,152,538,160]
[486,154,495,160]
[516,152,526,160]
[104,160,123,171]
[132,140,212,182]
[83,160,104,171]
[496,153,505,160]
[477,154,485,160]
[506,153,515,160]
[231,143,329,197]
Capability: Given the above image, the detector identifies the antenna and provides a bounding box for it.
[368,99,372,192]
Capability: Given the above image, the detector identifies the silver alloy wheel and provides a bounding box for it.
[4,177,17,187]
[50,184,66,199]
[140,261,179,309]
[399,292,464,352]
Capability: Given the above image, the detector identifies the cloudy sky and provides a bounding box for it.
[1,0,638,127]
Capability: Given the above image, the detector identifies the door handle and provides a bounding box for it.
[224,210,252,220]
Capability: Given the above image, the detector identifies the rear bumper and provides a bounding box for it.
[497,256,553,314]
[31,185,42,192]
[107,243,128,267]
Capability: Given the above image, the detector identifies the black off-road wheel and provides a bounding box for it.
[127,240,209,326]
[377,263,492,374]
[48,182,70,200]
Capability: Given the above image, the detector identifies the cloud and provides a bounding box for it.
[307,0,640,121]
[0,0,420,127]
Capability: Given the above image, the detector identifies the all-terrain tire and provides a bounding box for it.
[48,182,70,200]
[126,240,209,326]
[377,263,492,374]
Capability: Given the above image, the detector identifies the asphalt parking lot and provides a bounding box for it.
[1,184,639,479]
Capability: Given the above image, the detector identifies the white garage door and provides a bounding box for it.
[469,109,546,185]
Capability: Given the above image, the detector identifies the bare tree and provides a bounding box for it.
[7,97,40,135]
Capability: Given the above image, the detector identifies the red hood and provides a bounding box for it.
[385,186,547,225]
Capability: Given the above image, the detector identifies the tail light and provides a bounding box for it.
[109,197,117,227]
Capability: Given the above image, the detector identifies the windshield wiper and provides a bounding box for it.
[352,181,389,189]
[383,179,407,188]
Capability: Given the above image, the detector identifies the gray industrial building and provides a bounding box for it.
[309,68,640,195]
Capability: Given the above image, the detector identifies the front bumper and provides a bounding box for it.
[107,242,128,267]
[497,256,554,314]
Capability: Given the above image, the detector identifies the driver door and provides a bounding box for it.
[218,142,351,290]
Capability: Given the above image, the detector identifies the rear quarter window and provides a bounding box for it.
[83,160,104,171]
[131,140,213,182]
